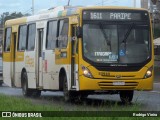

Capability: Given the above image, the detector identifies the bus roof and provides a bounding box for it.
[5,6,148,27]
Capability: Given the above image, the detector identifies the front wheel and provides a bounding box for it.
[76,92,88,102]
[119,90,134,104]
[63,75,73,102]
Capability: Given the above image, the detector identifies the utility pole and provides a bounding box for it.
[32,0,35,15]
[68,0,70,6]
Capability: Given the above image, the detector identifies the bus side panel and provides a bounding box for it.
[14,52,25,87]
[3,61,12,87]
[24,52,36,89]
[43,50,59,90]
[3,28,12,87]
[14,63,24,87]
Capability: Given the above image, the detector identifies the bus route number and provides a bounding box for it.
[90,12,102,20]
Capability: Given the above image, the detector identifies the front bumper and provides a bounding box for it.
[79,75,153,91]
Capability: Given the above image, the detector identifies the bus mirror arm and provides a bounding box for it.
[76,26,82,38]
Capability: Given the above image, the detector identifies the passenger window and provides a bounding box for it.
[58,19,69,48]
[18,25,27,51]
[4,28,11,52]
[46,21,57,50]
[27,24,36,51]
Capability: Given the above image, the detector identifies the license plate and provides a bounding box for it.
[113,82,125,86]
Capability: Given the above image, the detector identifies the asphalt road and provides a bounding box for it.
[0,67,160,111]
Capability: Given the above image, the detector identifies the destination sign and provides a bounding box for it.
[83,10,149,21]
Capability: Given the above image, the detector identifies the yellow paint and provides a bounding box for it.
[12,25,19,33]
[3,17,26,63]
[55,48,71,64]
[5,17,27,27]
[15,52,24,62]
[3,52,11,62]
[79,76,153,90]
[78,61,154,90]
[69,16,79,24]
[3,51,24,62]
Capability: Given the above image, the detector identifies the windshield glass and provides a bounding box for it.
[83,23,150,64]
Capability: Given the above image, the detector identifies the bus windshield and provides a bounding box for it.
[82,22,150,64]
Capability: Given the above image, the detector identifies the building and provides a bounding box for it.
[141,0,149,9]
[141,0,160,11]
[141,0,160,22]
[152,0,160,22]
[0,25,3,46]
[157,0,160,11]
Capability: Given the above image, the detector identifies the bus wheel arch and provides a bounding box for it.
[59,68,72,102]
[21,68,31,97]
[21,68,41,98]
[21,68,27,87]
[59,68,67,91]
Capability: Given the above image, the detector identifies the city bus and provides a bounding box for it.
[3,6,154,103]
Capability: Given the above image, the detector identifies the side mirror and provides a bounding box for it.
[76,26,82,38]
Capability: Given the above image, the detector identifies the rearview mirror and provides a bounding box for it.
[76,26,82,38]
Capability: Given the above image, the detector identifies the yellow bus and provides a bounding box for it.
[3,6,154,103]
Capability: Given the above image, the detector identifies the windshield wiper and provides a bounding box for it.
[99,23,112,51]
[121,23,135,44]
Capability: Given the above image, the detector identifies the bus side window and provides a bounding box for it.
[18,25,27,51]
[46,20,57,50]
[4,28,11,52]
[27,24,36,51]
[58,19,69,48]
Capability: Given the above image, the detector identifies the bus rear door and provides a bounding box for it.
[36,28,44,89]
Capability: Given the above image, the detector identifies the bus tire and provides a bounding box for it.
[21,71,31,97]
[63,75,73,102]
[76,92,88,102]
[119,90,134,104]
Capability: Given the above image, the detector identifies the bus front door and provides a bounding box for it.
[71,25,79,89]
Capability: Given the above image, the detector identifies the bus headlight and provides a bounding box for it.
[144,66,153,78]
[81,66,93,78]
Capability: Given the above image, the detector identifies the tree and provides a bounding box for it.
[0,12,31,26]
[4,12,23,21]
[151,0,158,5]
[0,12,9,25]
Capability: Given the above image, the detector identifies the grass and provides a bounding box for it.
[1,117,160,120]
[0,94,60,111]
[0,94,159,120]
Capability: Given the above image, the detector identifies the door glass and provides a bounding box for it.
[38,29,43,57]
[13,33,16,59]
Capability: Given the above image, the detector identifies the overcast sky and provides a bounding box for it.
[0,0,141,15]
